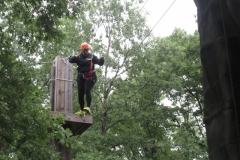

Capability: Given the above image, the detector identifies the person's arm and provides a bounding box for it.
[93,55,104,66]
[69,55,80,63]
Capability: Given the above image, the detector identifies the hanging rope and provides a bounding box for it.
[142,0,177,43]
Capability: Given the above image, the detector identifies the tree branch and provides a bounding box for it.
[106,118,128,131]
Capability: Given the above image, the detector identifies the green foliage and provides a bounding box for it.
[73,28,207,159]
[1,0,207,159]
[0,0,82,159]
[0,60,66,159]
[68,0,206,158]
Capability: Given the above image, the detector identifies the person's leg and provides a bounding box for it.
[77,74,85,111]
[85,72,97,108]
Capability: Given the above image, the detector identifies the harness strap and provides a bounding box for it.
[86,29,94,81]
[84,55,93,80]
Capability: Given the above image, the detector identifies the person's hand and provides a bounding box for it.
[75,55,80,58]
[100,56,104,60]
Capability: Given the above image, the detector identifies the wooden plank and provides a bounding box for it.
[70,63,73,113]
[57,56,66,112]
[49,111,93,136]
[55,56,60,111]
[50,111,93,124]
[53,57,58,111]
[65,60,73,113]
[61,57,66,112]
[69,64,73,113]
[53,56,58,112]
[65,60,69,113]
[50,65,56,111]
[69,61,73,113]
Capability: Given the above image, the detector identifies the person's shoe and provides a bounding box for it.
[83,107,92,114]
[75,110,85,116]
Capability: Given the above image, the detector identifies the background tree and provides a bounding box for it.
[0,0,207,159]
[67,0,207,158]
[0,0,82,159]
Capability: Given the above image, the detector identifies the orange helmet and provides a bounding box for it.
[80,42,90,50]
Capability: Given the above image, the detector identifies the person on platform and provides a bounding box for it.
[69,42,104,115]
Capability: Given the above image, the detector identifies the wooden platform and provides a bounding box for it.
[50,111,93,136]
